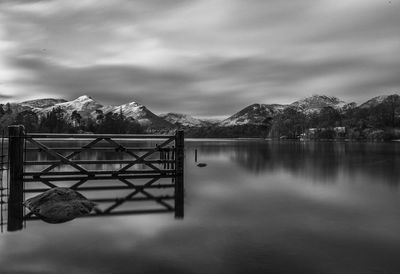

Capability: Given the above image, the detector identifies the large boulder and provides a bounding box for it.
[24,188,95,224]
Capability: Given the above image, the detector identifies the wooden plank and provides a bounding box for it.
[23,174,175,182]
[25,147,175,152]
[26,133,174,139]
[23,184,175,193]
[24,209,174,220]
[175,130,184,219]
[24,159,175,165]
[7,125,25,231]
[23,169,175,176]
[91,196,174,203]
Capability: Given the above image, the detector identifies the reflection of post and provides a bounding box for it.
[175,130,184,219]
[8,125,25,231]
[195,149,198,162]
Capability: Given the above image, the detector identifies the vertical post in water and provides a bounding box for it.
[7,125,24,231]
[174,130,184,219]
[194,149,198,163]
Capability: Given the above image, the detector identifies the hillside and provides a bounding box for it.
[220,103,286,127]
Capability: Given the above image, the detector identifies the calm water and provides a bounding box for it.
[1,140,400,274]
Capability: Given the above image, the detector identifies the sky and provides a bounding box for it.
[0,0,399,118]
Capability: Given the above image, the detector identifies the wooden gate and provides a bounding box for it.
[7,125,184,231]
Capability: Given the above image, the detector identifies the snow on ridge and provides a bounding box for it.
[359,94,400,108]
[160,112,203,127]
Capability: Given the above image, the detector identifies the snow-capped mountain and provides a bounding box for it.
[159,113,205,127]
[359,94,400,109]
[37,95,103,118]
[219,95,349,127]
[24,95,173,129]
[21,98,67,109]
[103,102,173,128]
[220,103,286,127]
[290,95,346,113]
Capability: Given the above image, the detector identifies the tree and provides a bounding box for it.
[318,106,341,128]
[39,107,72,133]
[71,110,82,128]
[5,103,12,114]
[14,110,39,132]
[382,95,400,128]
[270,107,306,138]
[95,109,104,123]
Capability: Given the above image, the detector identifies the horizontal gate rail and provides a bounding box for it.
[26,209,174,220]
[23,174,176,182]
[23,159,175,166]
[23,169,175,176]
[23,184,176,193]
[25,133,173,139]
[92,195,175,203]
[25,147,174,152]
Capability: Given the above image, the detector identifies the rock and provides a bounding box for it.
[24,187,95,224]
[197,163,207,167]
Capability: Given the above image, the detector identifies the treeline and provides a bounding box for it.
[1,106,144,134]
[187,95,400,140]
[2,94,400,140]
[186,124,270,138]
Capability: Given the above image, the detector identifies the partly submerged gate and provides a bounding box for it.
[7,125,184,231]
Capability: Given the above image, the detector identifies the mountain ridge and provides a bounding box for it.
[5,93,399,128]
[16,95,174,129]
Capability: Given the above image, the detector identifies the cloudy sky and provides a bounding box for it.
[0,0,399,118]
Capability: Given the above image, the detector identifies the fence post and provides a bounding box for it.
[174,130,184,219]
[8,125,25,231]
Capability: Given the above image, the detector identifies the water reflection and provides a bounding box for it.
[191,140,400,186]
[1,140,400,273]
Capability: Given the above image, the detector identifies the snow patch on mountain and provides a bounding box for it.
[359,94,400,108]
[36,95,103,118]
[21,98,67,109]
[103,102,173,128]
[291,95,346,113]
[159,113,204,127]
[26,95,172,128]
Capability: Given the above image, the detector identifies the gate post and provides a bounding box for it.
[174,130,184,219]
[8,125,25,231]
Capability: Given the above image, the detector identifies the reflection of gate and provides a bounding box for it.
[1,131,8,233]
[7,125,184,231]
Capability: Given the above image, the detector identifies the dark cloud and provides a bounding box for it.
[1,0,400,117]
[0,93,13,100]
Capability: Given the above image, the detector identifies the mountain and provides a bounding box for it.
[5,93,400,131]
[359,94,400,109]
[219,95,349,127]
[21,98,67,109]
[103,102,173,128]
[159,113,205,127]
[290,95,346,113]
[219,103,286,127]
[37,95,103,119]
[25,95,173,129]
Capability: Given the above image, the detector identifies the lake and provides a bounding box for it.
[1,140,400,274]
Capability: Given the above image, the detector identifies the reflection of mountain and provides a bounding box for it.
[190,141,400,186]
